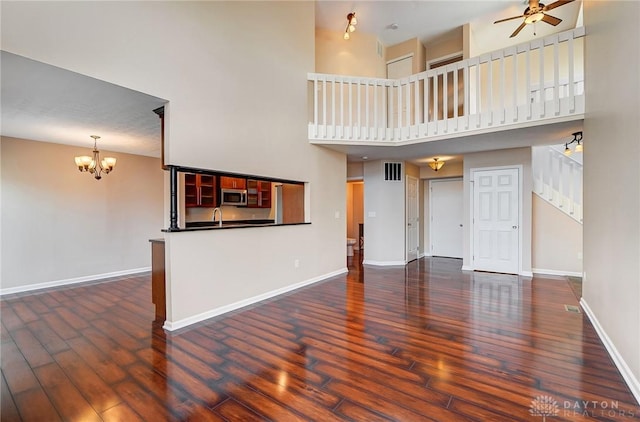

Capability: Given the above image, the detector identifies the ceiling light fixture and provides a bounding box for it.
[344,12,357,40]
[564,131,583,156]
[74,135,117,180]
[428,158,445,172]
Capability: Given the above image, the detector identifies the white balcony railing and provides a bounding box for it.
[309,27,585,144]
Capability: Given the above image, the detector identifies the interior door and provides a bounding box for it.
[430,178,463,258]
[473,168,519,274]
[387,56,413,129]
[406,175,419,262]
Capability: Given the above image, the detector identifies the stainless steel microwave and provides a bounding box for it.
[220,188,247,206]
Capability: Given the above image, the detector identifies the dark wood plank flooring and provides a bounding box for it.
[2,253,638,421]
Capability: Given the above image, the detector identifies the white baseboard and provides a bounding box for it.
[163,267,348,331]
[520,270,534,277]
[533,268,583,278]
[0,267,151,296]
[580,298,640,405]
[461,265,473,271]
[362,260,406,267]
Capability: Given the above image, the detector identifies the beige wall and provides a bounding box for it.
[463,148,532,274]
[363,160,405,264]
[0,137,163,291]
[583,0,640,398]
[316,28,386,78]
[531,195,582,275]
[347,162,364,180]
[2,2,347,328]
[386,38,426,74]
[425,29,463,65]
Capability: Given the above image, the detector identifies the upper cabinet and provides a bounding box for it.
[184,174,217,208]
[247,179,272,208]
[219,176,246,190]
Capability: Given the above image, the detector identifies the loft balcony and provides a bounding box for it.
[308,27,585,146]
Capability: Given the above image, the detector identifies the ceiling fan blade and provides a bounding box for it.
[510,22,527,38]
[494,14,526,24]
[542,13,562,26]
[544,0,575,11]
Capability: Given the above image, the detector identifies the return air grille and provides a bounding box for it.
[384,162,402,181]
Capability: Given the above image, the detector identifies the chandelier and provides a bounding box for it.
[343,12,358,40]
[74,135,116,180]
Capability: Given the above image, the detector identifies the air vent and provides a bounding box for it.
[564,304,581,313]
[383,162,402,181]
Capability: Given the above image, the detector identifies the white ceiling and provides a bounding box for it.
[1,51,166,157]
[315,0,581,48]
[1,1,581,162]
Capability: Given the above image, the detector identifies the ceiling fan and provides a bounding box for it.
[494,0,575,38]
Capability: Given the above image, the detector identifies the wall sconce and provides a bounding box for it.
[428,158,445,172]
[343,12,357,40]
[564,131,583,156]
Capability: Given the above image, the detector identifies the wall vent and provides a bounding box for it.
[383,162,402,181]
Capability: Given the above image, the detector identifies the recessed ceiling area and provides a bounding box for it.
[1,51,167,157]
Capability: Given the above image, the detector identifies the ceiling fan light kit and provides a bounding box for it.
[493,0,574,38]
[344,12,357,40]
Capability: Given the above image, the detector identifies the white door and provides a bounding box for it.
[473,168,519,274]
[387,56,413,128]
[430,178,463,258]
[406,175,419,262]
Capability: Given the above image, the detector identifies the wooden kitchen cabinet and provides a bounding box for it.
[247,179,272,208]
[184,173,217,207]
[219,176,246,190]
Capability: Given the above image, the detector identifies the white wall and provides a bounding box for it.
[531,194,582,275]
[2,2,347,328]
[583,0,640,401]
[463,148,532,274]
[0,137,163,292]
[363,160,405,265]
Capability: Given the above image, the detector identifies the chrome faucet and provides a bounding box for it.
[212,207,223,227]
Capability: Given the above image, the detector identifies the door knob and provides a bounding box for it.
[512,225,518,229]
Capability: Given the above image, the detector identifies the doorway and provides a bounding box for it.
[471,167,520,274]
[347,181,364,253]
[430,178,463,258]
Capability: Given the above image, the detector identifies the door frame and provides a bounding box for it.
[469,165,524,275]
[405,175,419,263]
[429,177,463,258]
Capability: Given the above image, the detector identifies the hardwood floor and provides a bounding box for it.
[2,254,638,421]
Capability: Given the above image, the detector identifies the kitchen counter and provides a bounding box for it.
[164,221,309,232]
[185,219,274,228]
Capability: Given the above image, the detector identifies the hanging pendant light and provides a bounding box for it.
[74,135,116,180]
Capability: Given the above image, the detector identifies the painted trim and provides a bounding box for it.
[363,260,406,266]
[386,53,414,66]
[520,271,533,277]
[427,51,464,69]
[163,267,348,331]
[533,268,583,278]
[461,265,474,271]
[580,298,640,405]
[0,267,151,296]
